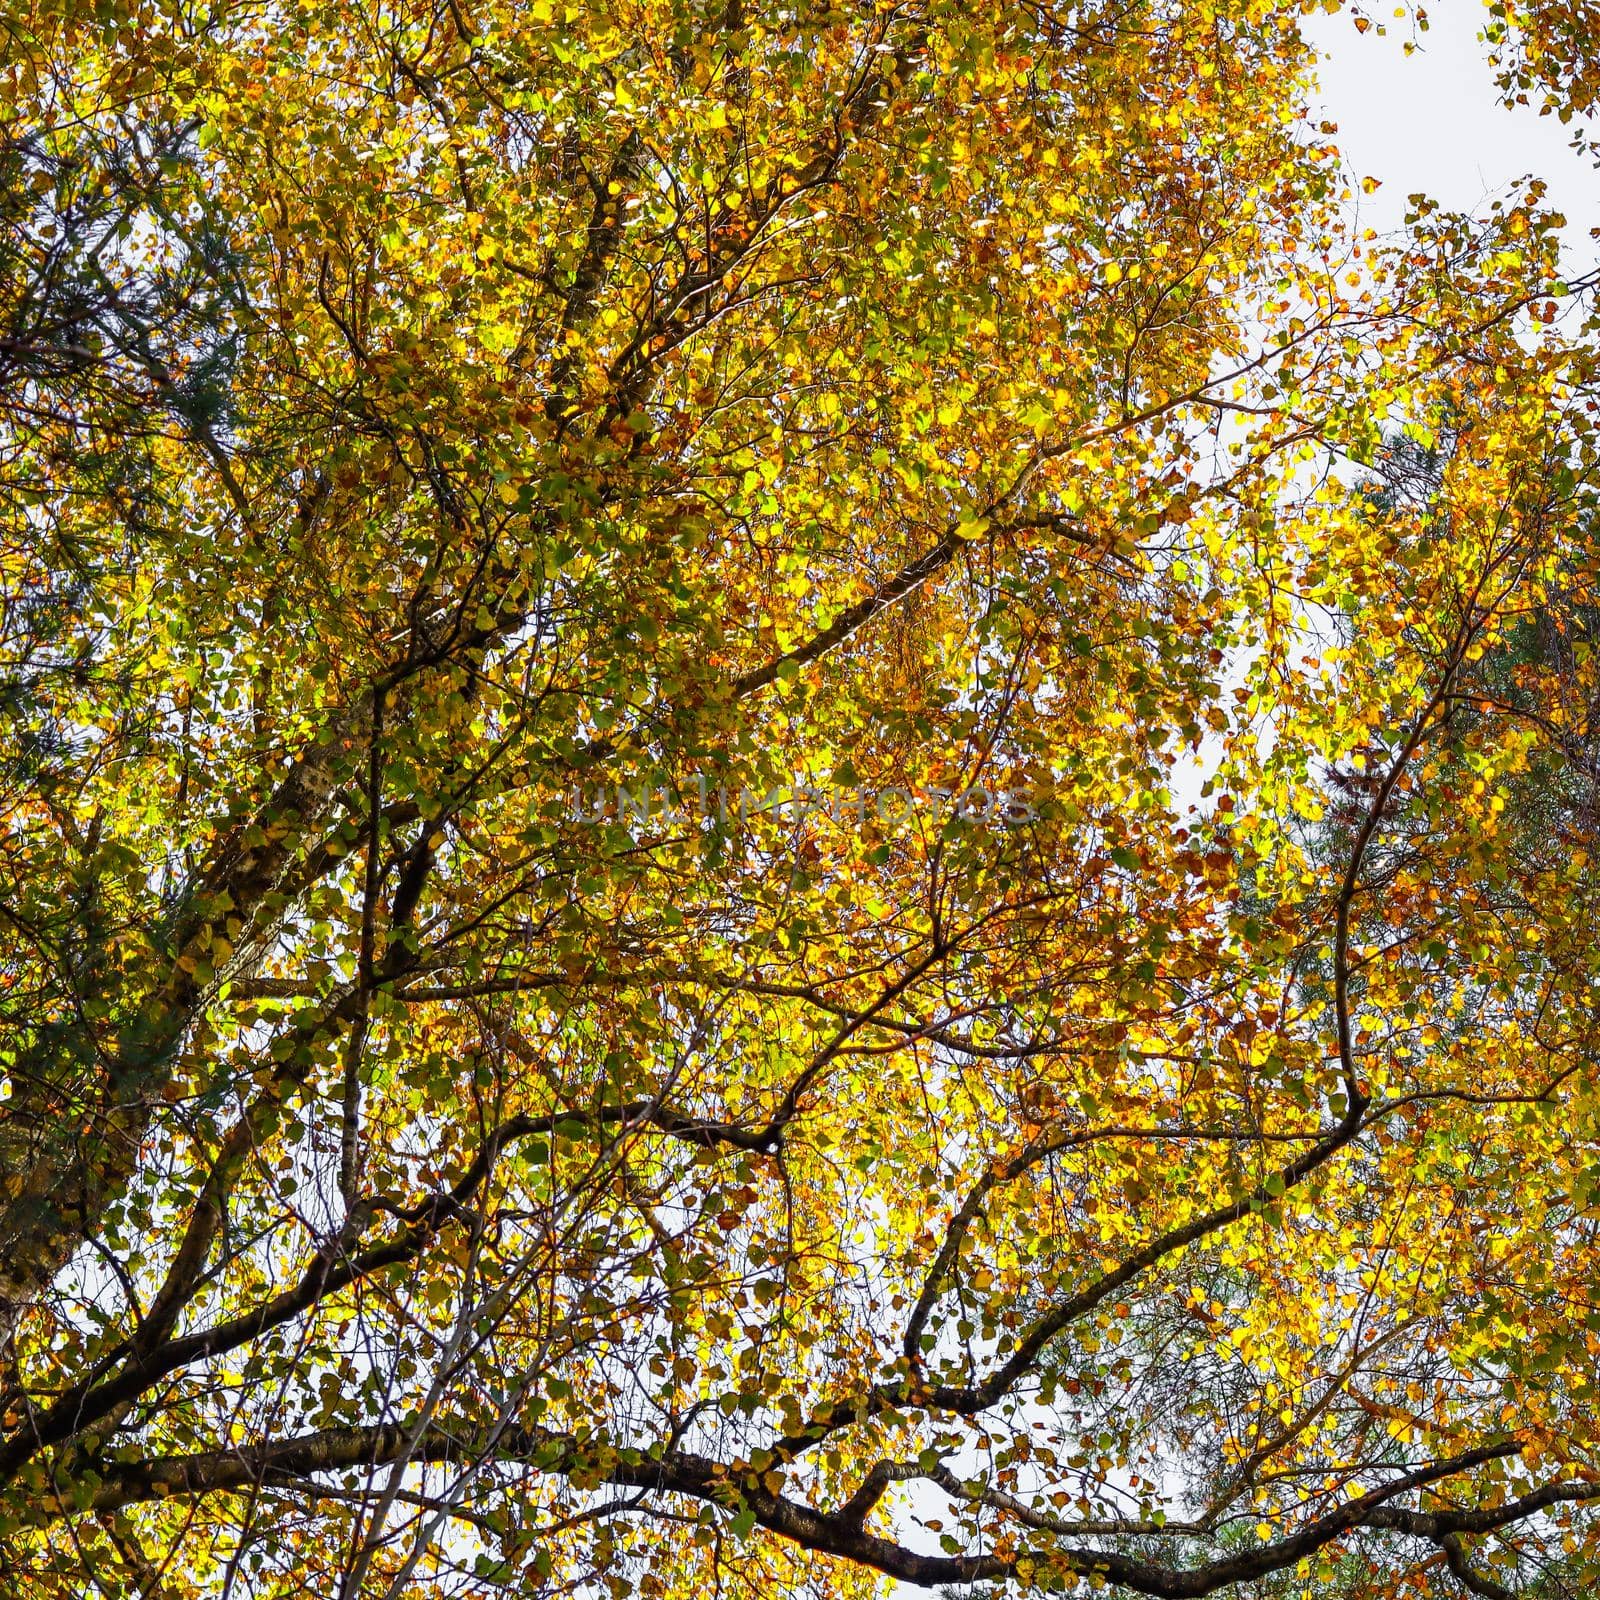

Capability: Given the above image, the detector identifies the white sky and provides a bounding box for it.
[1302,2,1600,270]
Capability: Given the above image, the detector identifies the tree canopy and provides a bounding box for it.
[5,0,1600,1595]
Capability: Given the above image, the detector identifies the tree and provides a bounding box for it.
[3,0,1600,1594]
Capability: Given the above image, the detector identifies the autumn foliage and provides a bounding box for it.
[4,0,1600,1595]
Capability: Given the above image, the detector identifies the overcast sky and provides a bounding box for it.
[1302,2,1599,268]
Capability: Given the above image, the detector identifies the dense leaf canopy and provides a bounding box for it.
[5,0,1600,1595]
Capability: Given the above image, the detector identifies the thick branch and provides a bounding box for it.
[42,1423,1569,1600]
